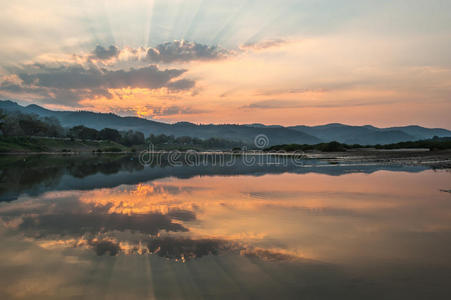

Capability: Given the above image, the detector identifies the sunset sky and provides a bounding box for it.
[0,0,450,128]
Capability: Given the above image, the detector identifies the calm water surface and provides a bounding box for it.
[0,155,450,299]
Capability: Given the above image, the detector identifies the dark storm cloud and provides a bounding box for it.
[106,66,185,89]
[0,41,228,104]
[0,64,194,105]
[92,45,120,60]
[18,65,103,89]
[167,78,196,91]
[146,40,229,63]
[0,81,113,106]
[17,65,185,90]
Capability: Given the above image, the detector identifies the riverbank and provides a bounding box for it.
[305,149,451,169]
[0,136,130,153]
[2,146,451,169]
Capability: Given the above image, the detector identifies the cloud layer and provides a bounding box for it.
[146,40,230,63]
[0,41,228,107]
[92,45,120,60]
[84,41,230,65]
[1,63,194,105]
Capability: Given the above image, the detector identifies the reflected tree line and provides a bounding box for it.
[0,155,141,201]
[0,153,425,202]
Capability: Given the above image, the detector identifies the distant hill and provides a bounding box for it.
[0,100,320,145]
[1,100,450,145]
[288,123,451,145]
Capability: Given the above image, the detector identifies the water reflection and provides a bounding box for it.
[0,154,431,202]
[0,155,450,299]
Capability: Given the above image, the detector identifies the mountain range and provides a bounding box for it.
[1,100,451,146]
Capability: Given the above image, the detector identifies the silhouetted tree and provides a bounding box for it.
[99,128,121,142]
[0,110,64,137]
[121,130,145,146]
[68,126,99,140]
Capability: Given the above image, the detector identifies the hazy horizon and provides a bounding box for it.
[3,98,451,130]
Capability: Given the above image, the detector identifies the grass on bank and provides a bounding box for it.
[0,136,129,153]
[2,136,451,154]
[266,137,451,152]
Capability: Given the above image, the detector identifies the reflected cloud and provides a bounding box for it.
[79,183,201,215]
[240,247,299,262]
[146,236,228,261]
[90,238,121,256]
[1,157,451,267]
[19,211,189,236]
[34,234,304,262]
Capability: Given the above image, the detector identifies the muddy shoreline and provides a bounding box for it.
[1,149,451,169]
[306,149,451,169]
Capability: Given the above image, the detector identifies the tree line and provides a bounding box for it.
[0,110,145,146]
[266,137,451,152]
[147,134,243,150]
[0,110,244,149]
